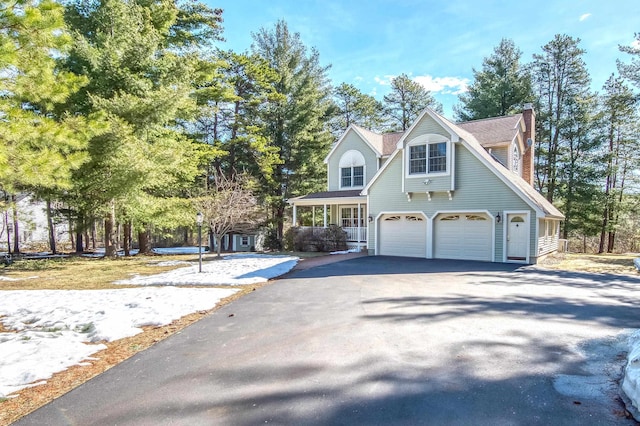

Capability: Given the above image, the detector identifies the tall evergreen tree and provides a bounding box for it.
[597,75,639,252]
[330,83,384,135]
[63,0,222,256]
[197,50,281,181]
[383,74,442,131]
[251,20,333,241]
[531,34,592,203]
[0,0,95,253]
[455,38,533,121]
[618,33,640,90]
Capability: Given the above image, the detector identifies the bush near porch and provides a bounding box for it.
[284,225,348,252]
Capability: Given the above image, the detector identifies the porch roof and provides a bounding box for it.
[288,190,366,206]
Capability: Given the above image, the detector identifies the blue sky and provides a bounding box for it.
[207,0,640,118]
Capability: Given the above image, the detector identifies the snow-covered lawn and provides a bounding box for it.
[117,253,298,286]
[0,253,298,398]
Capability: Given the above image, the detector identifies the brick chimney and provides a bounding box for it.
[522,103,535,186]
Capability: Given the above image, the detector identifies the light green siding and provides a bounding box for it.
[327,130,379,191]
[492,147,508,167]
[403,115,453,193]
[368,143,538,261]
[404,116,451,141]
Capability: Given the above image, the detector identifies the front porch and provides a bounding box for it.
[288,190,368,251]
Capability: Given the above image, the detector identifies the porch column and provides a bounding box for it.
[323,204,327,228]
[293,204,297,227]
[357,202,362,243]
[312,206,315,227]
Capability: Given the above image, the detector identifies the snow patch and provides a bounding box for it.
[115,253,298,286]
[622,330,640,419]
[0,287,237,397]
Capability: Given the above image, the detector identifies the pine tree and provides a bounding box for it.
[330,83,384,135]
[456,38,533,121]
[251,20,334,241]
[383,74,442,131]
[0,0,95,253]
[63,0,222,256]
[531,34,592,203]
[597,75,639,253]
[618,33,640,90]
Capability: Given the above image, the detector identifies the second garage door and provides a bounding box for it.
[434,213,492,261]
[379,214,427,258]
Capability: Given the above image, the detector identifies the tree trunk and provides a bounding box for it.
[4,209,11,255]
[607,232,616,253]
[75,212,84,253]
[12,196,19,254]
[46,199,57,254]
[123,222,132,256]
[215,233,222,257]
[104,201,117,258]
[75,230,84,253]
[91,220,97,250]
[138,227,152,254]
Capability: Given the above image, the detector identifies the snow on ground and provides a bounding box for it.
[0,254,299,398]
[116,253,298,286]
[622,331,640,419]
[330,248,359,255]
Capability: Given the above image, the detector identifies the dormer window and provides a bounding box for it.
[339,150,366,189]
[512,144,521,173]
[406,134,449,177]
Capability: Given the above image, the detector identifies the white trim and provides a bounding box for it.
[375,211,429,257]
[324,126,382,164]
[430,209,495,262]
[404,134,451,179]
[338,150,366,190]
[450,140,456,190]
[395,108,460,149]
[502,210,531,263]
[426,215,434,258]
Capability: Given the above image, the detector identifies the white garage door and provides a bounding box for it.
[434,213,492,261]
[379,214,427,258]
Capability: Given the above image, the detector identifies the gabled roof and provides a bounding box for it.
[364,107,563,219]
[430,110,563,219]
[324,124,384,163]
[457,114,523,148]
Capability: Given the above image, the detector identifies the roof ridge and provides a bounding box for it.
[458,113,521,125]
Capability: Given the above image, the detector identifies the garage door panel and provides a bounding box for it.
[434,213,492,261]
[379,214,426,258]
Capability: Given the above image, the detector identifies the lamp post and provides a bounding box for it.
[196,212,203,273]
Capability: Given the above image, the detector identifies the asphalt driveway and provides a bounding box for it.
[16,257,640,425]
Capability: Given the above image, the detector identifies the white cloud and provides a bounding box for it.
[413,75,470,95]
[353,76,364,82]
[374,75,395,86]
[579,13,591,22]
[632,39,640,49]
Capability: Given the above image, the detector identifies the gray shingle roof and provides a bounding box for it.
[295,190,363,200]
[457,114,523,148]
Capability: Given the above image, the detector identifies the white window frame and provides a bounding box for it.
[339,150,366,189]
[512,143,521,174]
[405,134,450,178]
[240,236,250,246]
[341,206,365,227]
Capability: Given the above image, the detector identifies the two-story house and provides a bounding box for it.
[288,104,564,264]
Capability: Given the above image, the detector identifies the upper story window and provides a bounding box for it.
[339,150,366,189]
[512,144,521,174]
[407,134,449,176]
